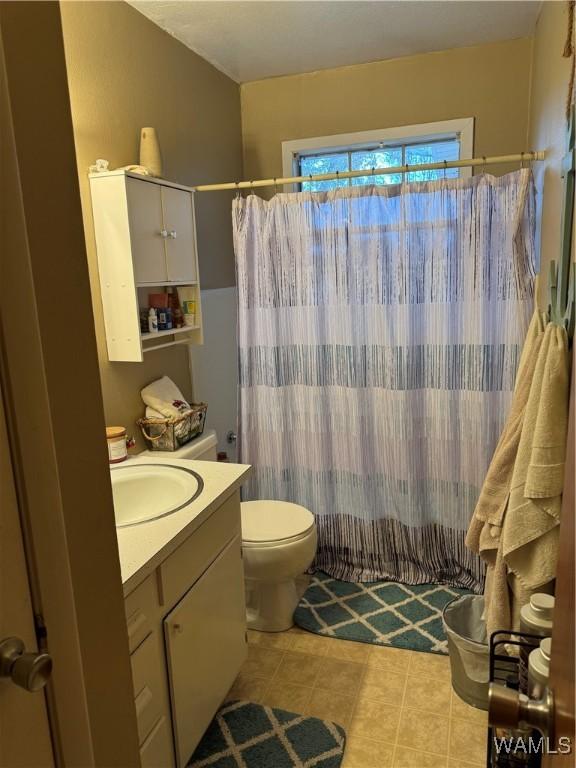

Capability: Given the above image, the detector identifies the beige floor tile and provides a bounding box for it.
[349,698,401,743]
[448,760,484,768]
[358,666,407,705]
[393,746,448,767]
[275,650,324,687]
[409,652,451,682]
[290,631,334,657]
[260,681,313,713]
[403,674,452,715]
[450,692,488,725]
[225,673,269,704]
[323,637,371,664]
[449,719,487,766]
[396,708,450,755]
[342,736,395,768]
[305,687,356,727]
[247,629,295,651]
[241,646,284,679]
[317,657,365,696]
[368,645,413,672]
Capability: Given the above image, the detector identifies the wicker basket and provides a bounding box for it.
[137,403,207,452]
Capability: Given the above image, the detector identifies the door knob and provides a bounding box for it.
[489,682,555,739]
[0,637,52,693]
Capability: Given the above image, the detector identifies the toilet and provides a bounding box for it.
[139,430,318,632]
[241,500,317,632]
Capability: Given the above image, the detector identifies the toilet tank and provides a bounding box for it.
[139,429,218,461]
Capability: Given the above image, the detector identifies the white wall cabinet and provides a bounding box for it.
[89,170,203,361]
[123,491,247,768]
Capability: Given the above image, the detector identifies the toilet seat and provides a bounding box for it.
[241,500,315,548]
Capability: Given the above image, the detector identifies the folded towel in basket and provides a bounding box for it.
[141,376,191,419]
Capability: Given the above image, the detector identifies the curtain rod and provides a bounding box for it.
[192,151,545,192]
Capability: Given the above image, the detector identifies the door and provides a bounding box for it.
[543,359,575,765]
[127,176,168,283]
[162,186,198,283]
[164,535,247,766]
[0,387,53,767]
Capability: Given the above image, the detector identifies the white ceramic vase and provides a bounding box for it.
[139,127,163,177]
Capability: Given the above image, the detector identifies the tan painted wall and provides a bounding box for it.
[241,38,532,188]
[528,1,573,291]
[60,1,242,446]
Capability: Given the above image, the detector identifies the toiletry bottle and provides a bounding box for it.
[518,594,554,693]
[148,307,158,333]
[528,637,551,700]
[168,287,184,328]
[157,308,167,331]
[165,306,173,330]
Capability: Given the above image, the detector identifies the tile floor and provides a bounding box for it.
[226,626,488,768]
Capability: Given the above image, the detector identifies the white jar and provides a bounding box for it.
[519,593,554,693]
[528,637,552,699]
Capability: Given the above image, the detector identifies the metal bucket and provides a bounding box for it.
[442,594,489,710]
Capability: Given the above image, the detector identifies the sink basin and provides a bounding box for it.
[111,464,203,527]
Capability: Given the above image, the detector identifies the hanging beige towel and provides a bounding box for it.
[502,322,570,613]
[466,311,546,543]
[465,310,546,636]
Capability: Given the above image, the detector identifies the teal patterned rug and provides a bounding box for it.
[188,700,346,767]
[294,572,471,654]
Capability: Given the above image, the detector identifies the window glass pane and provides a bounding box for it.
[406,140,459,182]
[351,148,403,186]
[300,153,349,191]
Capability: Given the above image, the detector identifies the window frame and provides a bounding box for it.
[281,118,474,192]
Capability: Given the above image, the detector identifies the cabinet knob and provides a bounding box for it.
[159,229,168,238]
[168,230,177,239]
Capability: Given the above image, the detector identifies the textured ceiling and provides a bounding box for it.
[127,1,542,83]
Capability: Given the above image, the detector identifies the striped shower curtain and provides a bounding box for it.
[232,170,535,592]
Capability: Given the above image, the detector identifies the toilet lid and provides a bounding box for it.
[241,500,315,544]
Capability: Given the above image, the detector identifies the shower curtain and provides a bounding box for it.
[232,170,535,592]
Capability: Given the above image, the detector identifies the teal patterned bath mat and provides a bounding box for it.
[294,572,471,654]
[188,699,346,767]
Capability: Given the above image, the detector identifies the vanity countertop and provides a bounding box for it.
[116,456,251,595]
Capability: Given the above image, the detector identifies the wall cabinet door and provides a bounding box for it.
[164,535,247,766]
[126,177,168,284]
[162,186,197,283]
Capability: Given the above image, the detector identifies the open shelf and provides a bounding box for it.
[141,325,200,341]
[136,280,199,288]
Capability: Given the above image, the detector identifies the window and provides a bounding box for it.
[282,119,474,192]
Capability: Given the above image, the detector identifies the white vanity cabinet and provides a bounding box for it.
[89,170,203,362]
[123,491,247,767]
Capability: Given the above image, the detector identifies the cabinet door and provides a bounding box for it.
[161,186,198,283]
[164,535,247,766]
[126,177,168,283]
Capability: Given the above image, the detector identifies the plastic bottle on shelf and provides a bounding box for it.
[518,593,554,694]
[528,637,551,699]
[148,307,158,333]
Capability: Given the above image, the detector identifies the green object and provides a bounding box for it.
[188,700,346,767]
[549,105,576,337]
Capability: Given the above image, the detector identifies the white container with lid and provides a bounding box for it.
[520,593,555,634]
[519,593,555,693]
[528,637,552,699]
